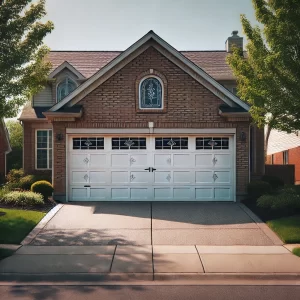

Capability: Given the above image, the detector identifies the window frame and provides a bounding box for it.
[35,129,52,170]
[56,77,77,102]
[138,75,164,110]
[283,150,289,165]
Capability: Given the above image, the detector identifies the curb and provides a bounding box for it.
[0,272,300,285]
[238,203,283,245]
[21,204,64,246]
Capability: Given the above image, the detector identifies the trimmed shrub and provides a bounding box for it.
[19,174,52,191]
[31,181,53,200]
[1,191,44,206]
[261,175,284,190]
[257,187,300,213]
[247,181,272,200]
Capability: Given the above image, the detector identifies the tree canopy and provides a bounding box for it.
[227,0,300,145]
[0,0,53,118]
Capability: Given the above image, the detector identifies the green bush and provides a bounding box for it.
[257,187,300,213]
[31,181,53,200]
[247,181,272,200]
[261,175,284,190]
[19,175,51,191]
[1,191,44,206]
[0,186,10,200]
[5,169,24,185]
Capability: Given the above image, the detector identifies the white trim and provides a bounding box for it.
[138,75,164,110]
[49,61,85,80]
[233,132,237,202]
[35,129,53,170]
[49,31,250,112]
[66,128,237,134]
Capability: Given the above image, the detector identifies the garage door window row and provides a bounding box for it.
[72,137,230,150]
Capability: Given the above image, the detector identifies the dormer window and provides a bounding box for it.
[57,78,76,102]
[139,76,163,109]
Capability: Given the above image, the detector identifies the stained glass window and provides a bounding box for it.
[140,77,162,109]
[57,78,76,102]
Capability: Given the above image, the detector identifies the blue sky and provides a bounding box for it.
[42,0,257,51]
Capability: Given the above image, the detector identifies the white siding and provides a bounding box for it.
[33,85,53,107]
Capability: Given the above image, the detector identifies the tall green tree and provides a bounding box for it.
[227,0,300,148]
[5,120,23,171]
[0,0,53,118]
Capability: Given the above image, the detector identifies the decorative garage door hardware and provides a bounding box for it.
[73,137,104,150]
[112,137,147,150]
[83,174,89,181]
[196,137,229,150]
[212,156,218,165]
[83,157,89,164]
[213,173,218,181]
[155,137,188,149]
[144,167,157,172]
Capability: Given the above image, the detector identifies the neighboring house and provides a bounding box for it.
[19,31,264,202]
[0,119,11,182]
[266,130,300,183]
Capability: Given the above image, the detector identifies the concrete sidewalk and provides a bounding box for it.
[1,245,300,282]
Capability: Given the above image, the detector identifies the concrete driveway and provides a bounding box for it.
[30,202,282,246]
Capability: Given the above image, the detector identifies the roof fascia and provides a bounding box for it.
[49,61,86,80]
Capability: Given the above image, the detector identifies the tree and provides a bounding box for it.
[0,0,54,118]
[227,0,300,148]
[5,120,23,170]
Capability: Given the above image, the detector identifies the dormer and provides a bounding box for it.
[32,61,85,107]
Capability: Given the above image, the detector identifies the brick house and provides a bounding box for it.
[266,130,300,183]
[0,119,11,182]
[19,31,264,202]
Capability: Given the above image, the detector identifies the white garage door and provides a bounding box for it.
[68,135,235,201]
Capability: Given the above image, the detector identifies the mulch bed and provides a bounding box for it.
[0,198,57,213]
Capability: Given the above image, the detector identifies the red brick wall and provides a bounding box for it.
[50,47,250,201]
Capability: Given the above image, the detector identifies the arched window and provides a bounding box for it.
[139,77,163,109]
[57,78,76,102]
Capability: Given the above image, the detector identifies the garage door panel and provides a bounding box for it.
[71,188,88,200]
[214,171,231,184]
[173,154,191,167]
[195,171,213,184]
[90,188,106,200]
[72,171,88,184]
[130,171,149,184]
[195,188,214,200]
[70,154,90,169]
[195,154,213,167]
[111,171,128,184]
[154,154,171,167]
[130,188,149,200]
[173,171,192,184]
[154,171,171,184]
[214,154,231,168]
[111,188,129,200]
[89,171,107,184]
[111,154,129,167]
[130,154,148,167]
[154,187,172,200]
[215,187,231,200]
[90,154,107,168]
[174,188,191,199]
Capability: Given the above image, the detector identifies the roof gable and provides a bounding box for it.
[49,31,249,112]
[49,61,85,80]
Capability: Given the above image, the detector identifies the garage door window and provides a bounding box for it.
[155,137,188,150]
[196,137,229,150]
[73,138,104,150]
[112,137,146,150]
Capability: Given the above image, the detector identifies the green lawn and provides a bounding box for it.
[267,215,300,244]
[0,208,45,244]
[293,248,300,257]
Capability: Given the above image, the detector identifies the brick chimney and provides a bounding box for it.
[225,31,243,52]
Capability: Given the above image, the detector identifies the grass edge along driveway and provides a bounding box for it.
[267,215,300,244]
[0,208,45,244]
